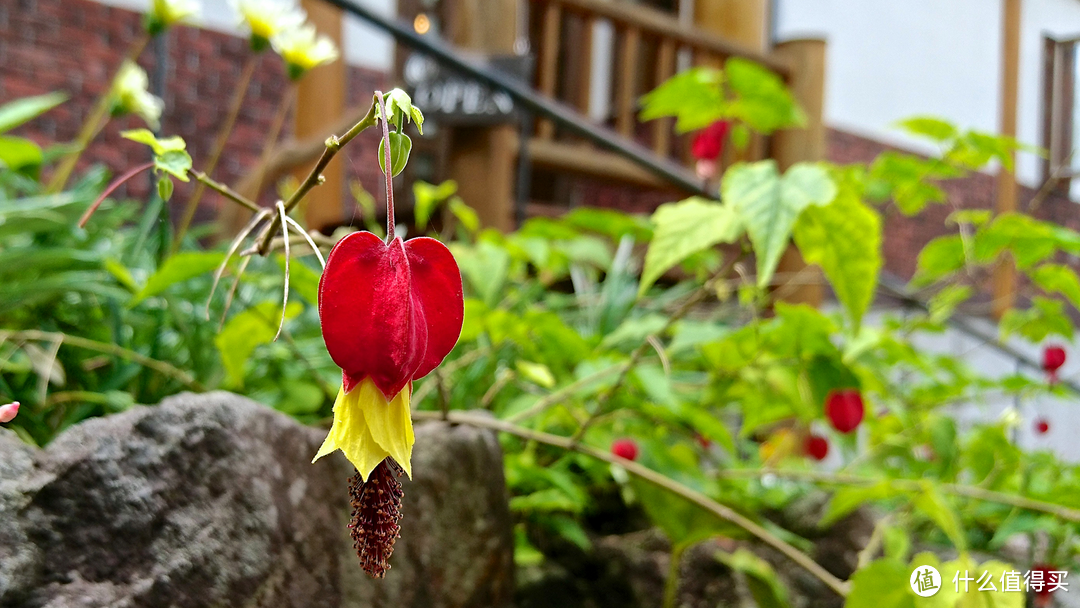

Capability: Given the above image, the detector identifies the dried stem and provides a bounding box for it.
[274,201,291,341]
[189,170,261,213]
[173,54,259,252]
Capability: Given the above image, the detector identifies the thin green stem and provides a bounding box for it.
[414,410,850,597]
[187,169,261,213]
[662,544,685,608]
[48,34,150,193]
[0,329,204,391]
[172,54,260,253]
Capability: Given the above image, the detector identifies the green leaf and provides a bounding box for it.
[912,485,966,549]
[896,116,958,142]
[793,185,881,329]
[131,252,225,305]
[1000,296,1074,342]
[639,67,726,132]
[120,129,186,154]
[0,135,44,171]
[155,149,192,182]
[377,131,412,177]
[380,89,424,134]
[0,92,67,134]
[449,197,480,234]
[631,476,744,546]
[413,180,458,230]
[823,482,899,526]
[724,57,805,133]
[215,301,302,387]
[928,285,972,324]
[846,558,914,608]
[450,240,510,306]
[157,176,174,202]
[722,161,836,288]
[972,213,1079,269]
[639,197,743,296]
[516,360,556,388]
[914,235,966,285]
[1031,264,1080,309]
[715,549,790,608]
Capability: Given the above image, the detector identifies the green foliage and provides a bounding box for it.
[721,160,835,288]
[639,197,742,296]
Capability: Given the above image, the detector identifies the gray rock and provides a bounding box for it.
[0,392,513,608]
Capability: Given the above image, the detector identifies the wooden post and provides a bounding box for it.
[993,0,1021,319]
[694,0,768,50]
[296,0,346,232]
[771,39,827,307]
[444,0,519,231]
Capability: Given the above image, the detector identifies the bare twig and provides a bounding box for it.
[414,410,850,598]
[189,169,261,213]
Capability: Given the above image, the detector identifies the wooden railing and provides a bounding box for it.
[531,0,792,161]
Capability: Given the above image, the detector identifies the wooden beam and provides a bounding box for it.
[993,0,1021,319]
[771,39,827,308]
[616,26,641,137]
[537,1,563,140]
[296,0,346,232]
[529,138,684,190]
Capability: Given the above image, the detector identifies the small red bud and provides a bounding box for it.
[611,438,639,461]
[1043,346,1066,384]
[0,401,19,424]
[1035,419,1050,435]
[825,389,864,434]
[804,434,829,461]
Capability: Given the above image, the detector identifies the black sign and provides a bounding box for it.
[404,53,532,125]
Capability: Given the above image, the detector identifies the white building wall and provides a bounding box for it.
[776,0,1080,189]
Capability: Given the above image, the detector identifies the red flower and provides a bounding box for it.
[611,438,639,461]
[1031,563,1057,607]
[1043,345,1066,383]
[691,120,732,161]
[825,389,864,433]
[804,434,829,461]
[1035,418,1050,435]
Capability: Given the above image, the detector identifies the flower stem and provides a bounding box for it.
[188,169,260,213]
[78,161,155,228]
[47,34,150,194]
[375,91,395,242]
[171,54,259,254]
[661,544,685,608]
[255,97,378,256]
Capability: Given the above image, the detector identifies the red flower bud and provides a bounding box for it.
[611,438,639,461]
[804,434,829,461]
[319,232,464,399]
[825,389,864,434]
[1035,419,1050,435]
[1043,345,1066,384]
[691,120,732,161]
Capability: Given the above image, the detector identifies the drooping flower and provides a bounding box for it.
[691,120,732,161]
[271,23,340,80]
[611,438,639,461]
[231,0,306,52]
[110,61,165,130]
[0,401,19,424]
[825,389,864,434]
[312,90,461,578]
[804,434,828,461]
[1042,345,1066,384]
[146,0,200,34]
[1035,418,1050,435]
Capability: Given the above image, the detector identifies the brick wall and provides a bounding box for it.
[1,0,388,227]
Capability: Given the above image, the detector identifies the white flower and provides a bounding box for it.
[111,61,165,130]
[231,0,306,46]
[271,23,340,79]
[147,0,200,32]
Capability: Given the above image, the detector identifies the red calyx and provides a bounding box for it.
[691,120,732,161]
[1035,419,1050,435]
[611,439,639,461]
[1043,346,1066,383]
[804,434,829,461]
[319,232,464,398]
[825,389,865,434]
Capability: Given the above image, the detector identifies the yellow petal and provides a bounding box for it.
[311,379,415,481]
